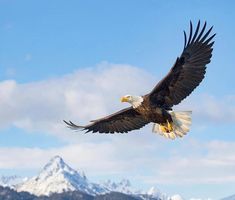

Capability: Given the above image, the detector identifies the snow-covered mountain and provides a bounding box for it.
[101,179,135,194]
[101,180,176,200]
[146,186,170,200]
[2,156,234,199]
[0,175,27,188]
[17,155,108,196]
[15,155,185,199]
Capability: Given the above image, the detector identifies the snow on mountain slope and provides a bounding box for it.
[16,156,108,196]
[15,156,172,199]
[146,186,170,200]
[101,181,171,200]
[170,194,185,200]
[101,179,135,194]
[0,175,27,188]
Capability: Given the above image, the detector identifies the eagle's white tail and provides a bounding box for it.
[152,111,192,139]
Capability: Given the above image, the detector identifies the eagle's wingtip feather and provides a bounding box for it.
[63,120,84,130]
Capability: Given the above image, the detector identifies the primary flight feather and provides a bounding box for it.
[64,21,215,139]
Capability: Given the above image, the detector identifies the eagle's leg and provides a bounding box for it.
[166,120,174,132]
[159,120,174,133]
[159,125,168,133]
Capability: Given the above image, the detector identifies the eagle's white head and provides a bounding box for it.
[121,95,143,108]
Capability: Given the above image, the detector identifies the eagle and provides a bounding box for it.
[64,21,215,139]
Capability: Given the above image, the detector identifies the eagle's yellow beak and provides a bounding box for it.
[121,96,129,102]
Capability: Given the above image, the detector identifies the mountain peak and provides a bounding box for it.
[147,186,160,196]
[17,156,108,196]
[102,179,134,194]
[146,186,170,200]
[41,155,77,177]
[43,155,65,170]
[50,155,64,164]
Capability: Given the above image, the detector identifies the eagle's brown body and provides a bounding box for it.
[64,21,215,139]
[135,96,172,124]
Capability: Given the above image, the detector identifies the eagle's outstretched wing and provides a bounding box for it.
[64,107,149,133]
[148,21,215,108]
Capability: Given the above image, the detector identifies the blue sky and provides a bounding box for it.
[0,0,235,199]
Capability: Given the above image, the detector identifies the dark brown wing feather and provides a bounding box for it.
[148,21,215,108]
[64,107,149,133]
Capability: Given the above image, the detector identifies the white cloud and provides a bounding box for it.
[137,139,235,185]
[0,62,155,138]
[176,94,235,124]
[0,132,161,174]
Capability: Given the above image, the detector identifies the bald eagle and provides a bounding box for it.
[64,21,215,139]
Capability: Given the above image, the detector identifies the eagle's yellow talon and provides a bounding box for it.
[167,120,173,132]
[159,121,174,133]
[160,125,167,133]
